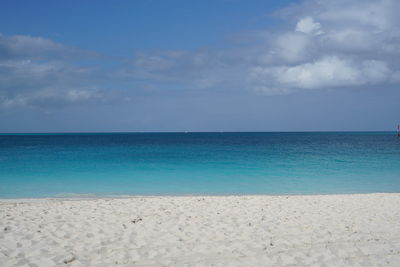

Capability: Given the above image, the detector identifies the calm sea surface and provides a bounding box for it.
[0,132,399,198]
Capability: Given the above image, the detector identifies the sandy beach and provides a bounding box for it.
[1,193,400,266]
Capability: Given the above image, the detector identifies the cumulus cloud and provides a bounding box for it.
[122,0,400,95]
[252,0,400,93]
[295,17,324,35]
[274,33,313,63]
[249,56,395,93]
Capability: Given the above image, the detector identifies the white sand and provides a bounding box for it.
[1,194,400,266]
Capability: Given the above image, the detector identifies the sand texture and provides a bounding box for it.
[1,193,400,266]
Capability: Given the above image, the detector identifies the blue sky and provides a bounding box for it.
[0,0,399,132]
[0,0,295,53]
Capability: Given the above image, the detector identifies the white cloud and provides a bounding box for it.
[0,34,94,61]
[318,0,396,31]
[275,33,312,63]
[241,0,400,94]
[0,34,106,109]
[0,87,103,109]
[295,17,323,35]
[249,56,394,93]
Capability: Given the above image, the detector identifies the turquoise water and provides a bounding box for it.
[0,132,399,198]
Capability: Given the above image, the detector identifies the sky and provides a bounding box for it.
[0,0,399,132]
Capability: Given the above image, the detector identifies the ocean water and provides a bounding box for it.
[0,132,399,198]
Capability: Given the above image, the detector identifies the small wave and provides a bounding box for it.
[53,193,101,198]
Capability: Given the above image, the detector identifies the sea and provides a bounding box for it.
[0,132,399,198]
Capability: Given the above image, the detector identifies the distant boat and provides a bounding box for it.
[398,125,400,136]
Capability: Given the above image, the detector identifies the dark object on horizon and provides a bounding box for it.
[398,125,400,136]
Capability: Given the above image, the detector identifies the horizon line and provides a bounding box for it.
[0,130,397,135]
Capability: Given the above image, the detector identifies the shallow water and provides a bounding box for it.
[0,132,399,197]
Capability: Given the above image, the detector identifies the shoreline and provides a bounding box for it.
[1,193,400,266]
[1,191,398,202]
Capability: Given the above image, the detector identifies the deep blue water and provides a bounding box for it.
[0,132,399,198]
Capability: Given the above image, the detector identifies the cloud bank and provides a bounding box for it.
[125,0,400,94]
[1,0,400,109]
[0,34,105,109]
